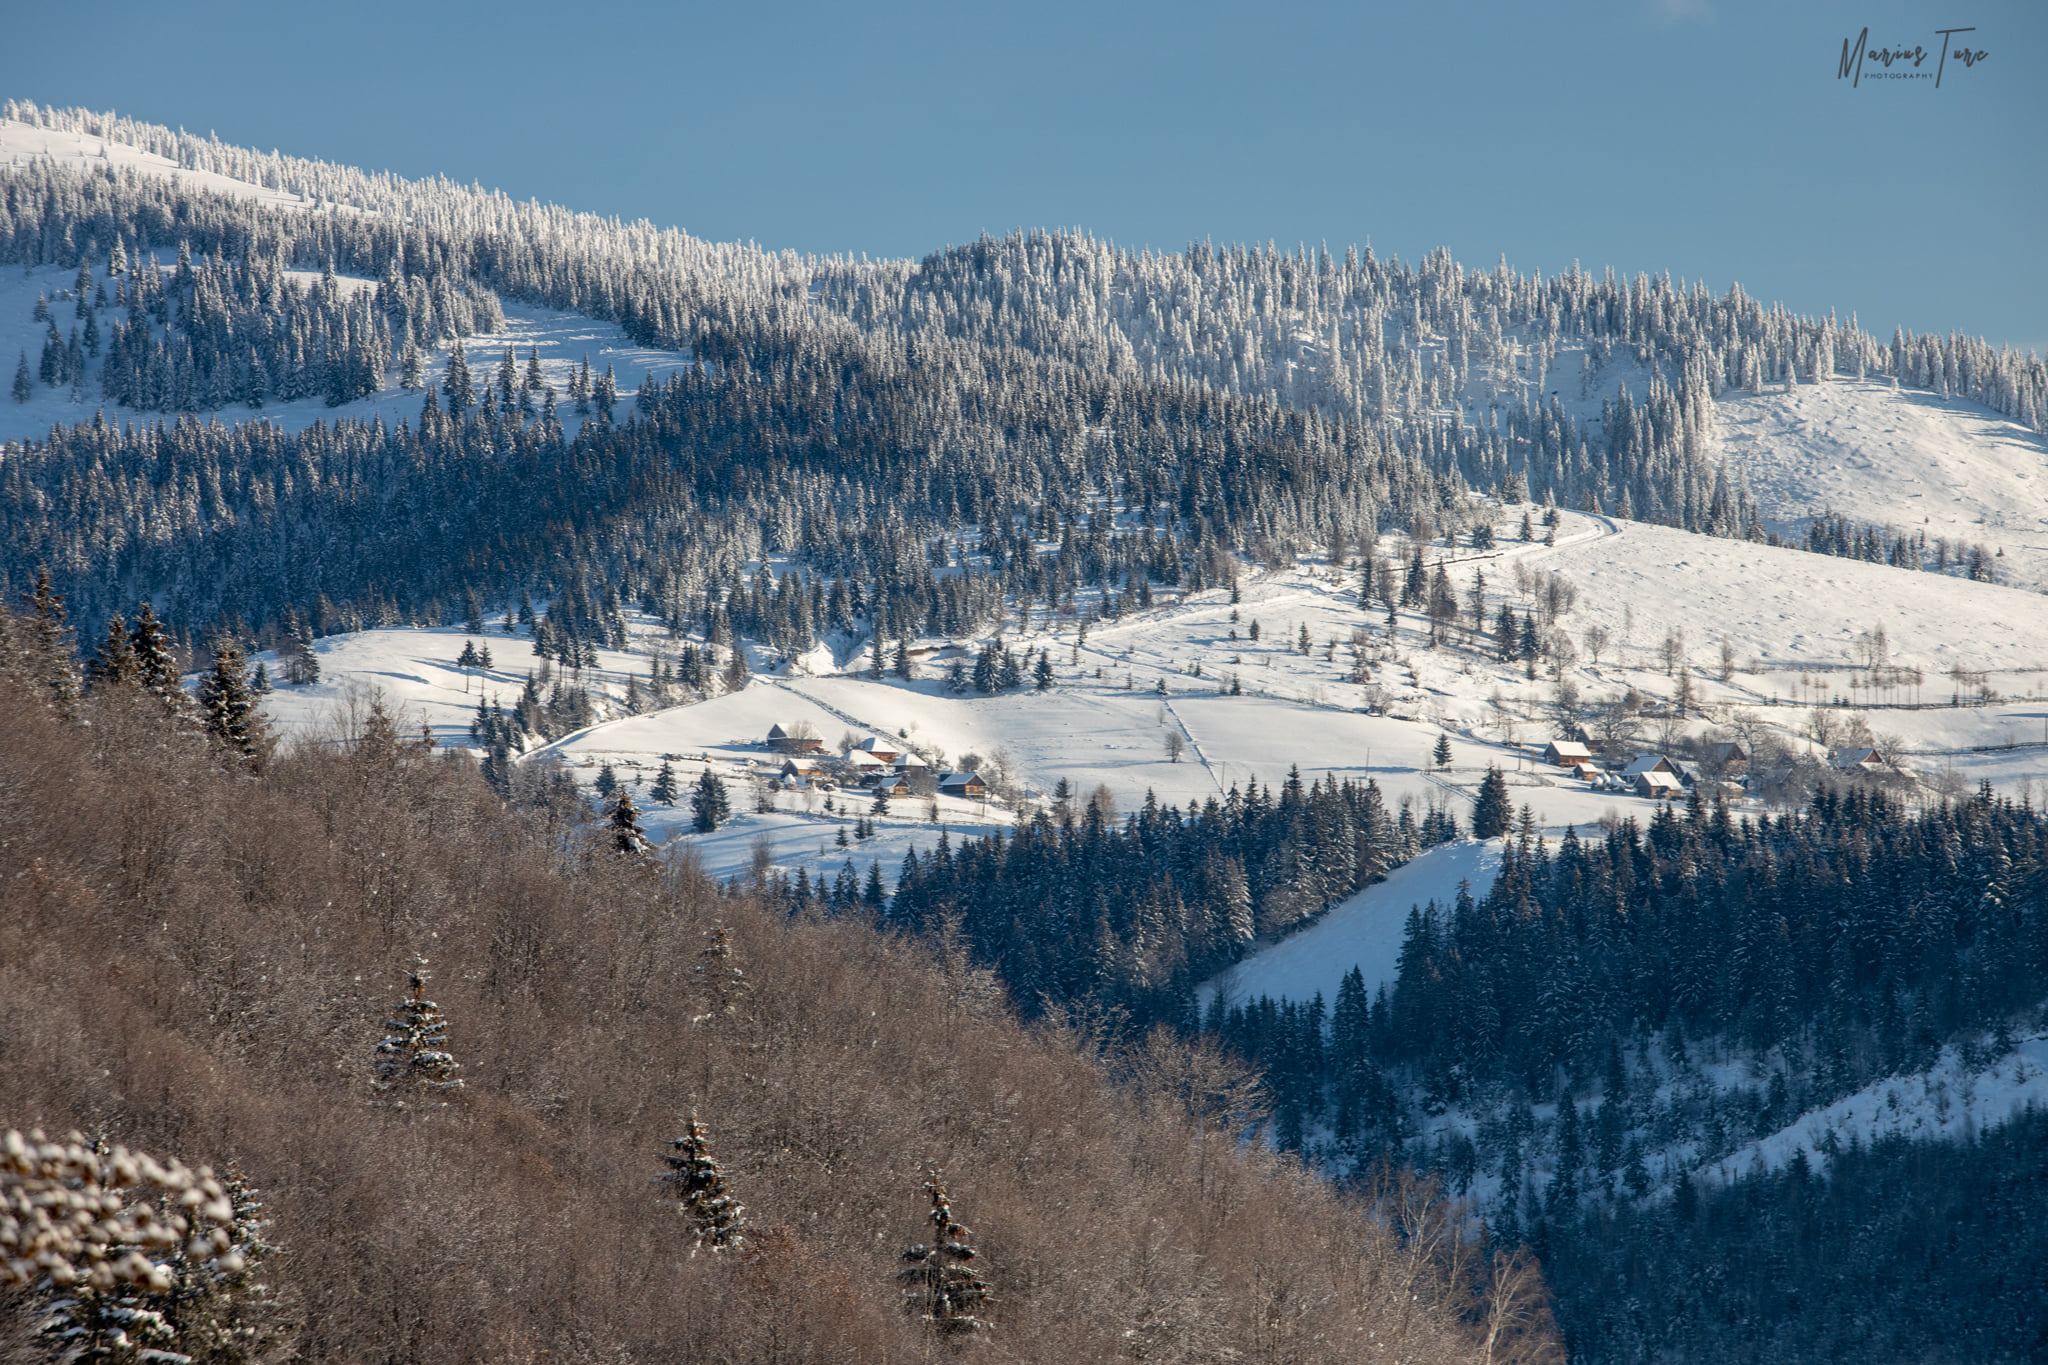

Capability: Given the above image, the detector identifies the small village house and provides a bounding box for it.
[1544,739,1594,767]
[938,771,988,799]
[766,723,824,755]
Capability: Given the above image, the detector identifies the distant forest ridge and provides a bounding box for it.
[0,98,2040,650]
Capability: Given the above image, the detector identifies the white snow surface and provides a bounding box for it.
[1701,1028,2048,1186]
[257,504,2048,884]
[1200,838,1504,1011]
[1717,378,2048,589]
[0,117,339,212]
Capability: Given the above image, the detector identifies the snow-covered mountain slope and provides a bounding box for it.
[1700,1026,2048,1187]
[257,503,2048,885]
[0,115,336,212]
[1200,837,1504,1011]
[1717,377,2048,589]
[0,260,692,443]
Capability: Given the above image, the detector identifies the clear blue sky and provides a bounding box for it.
[4,0,2041,350]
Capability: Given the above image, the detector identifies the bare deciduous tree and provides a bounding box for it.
[1581,624,1610,666]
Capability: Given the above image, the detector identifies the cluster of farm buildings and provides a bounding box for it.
[763,724,987,800]
[1538,739,1898,801]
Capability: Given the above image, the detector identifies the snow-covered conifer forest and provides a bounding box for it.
[3,101,2045,1363]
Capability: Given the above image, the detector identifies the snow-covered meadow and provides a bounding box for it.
[250,493,2048,930]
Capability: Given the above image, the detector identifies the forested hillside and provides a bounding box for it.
[6,100,2043,651]
[0,602,1551,1364]
[4,101,2046,1365]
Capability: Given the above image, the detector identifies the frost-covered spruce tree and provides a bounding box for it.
[650,760,679,805]
[1471,766,1512,840]
[128,602,188,718]
[22,569,79,714]
[197,639,261,766]
[661,1114,746,1252]
[897,1172,993,1338]
[372,957,464,1102]
[609,786,651,856]
[691,770,730,833]
[83,612,137,692]
[690,922,749,1025]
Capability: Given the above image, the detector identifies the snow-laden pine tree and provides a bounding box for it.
[661,1114,746,1252]
[197,639,261,766]
[650,760,679,805]
[897,1172,993,1337]
[1471,766,1512,839]
[689,922,749,1026]
[372,957,464,1102]
[690,771,730,833]
[153,1164,289,1365]
[22,569,79,714]
[609,787,651,856]
[277,611,319,685]
[127,603,187,718]
[83,612,137,692]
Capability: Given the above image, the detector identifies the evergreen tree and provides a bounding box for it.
[893,638,914,680]
[129,601,187,717]
[22,569,79,713]
[197,639,261,766]
[1033,650,1055,691]
[1471,766,1512,839]
[1432,733,1452,769]
[372,957,464,1099]
[594,761,619,797]
[84,612,138,691]
[662,1114,746,1252]
[691,770,731,832]
[609,787,651,856]
[10,349,30,403]
[11,1133,253,1365]
[720,644,749,694]
[650,759,679,805]
[897,1173,994,1337]
[158,1165,290,1365]
[441,339,475,409]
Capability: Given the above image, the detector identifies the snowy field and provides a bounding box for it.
[1718,377,2048,590]
[251,499,2048,913]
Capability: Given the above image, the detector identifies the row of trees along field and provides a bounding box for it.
[0,593,1559,1364]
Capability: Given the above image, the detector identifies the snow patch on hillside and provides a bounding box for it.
[1701,1027,2048,1186]
[0,117,339,212]
[0,261,691,444]
[1717,378,2048,589]
[1200,838,1503,1011]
